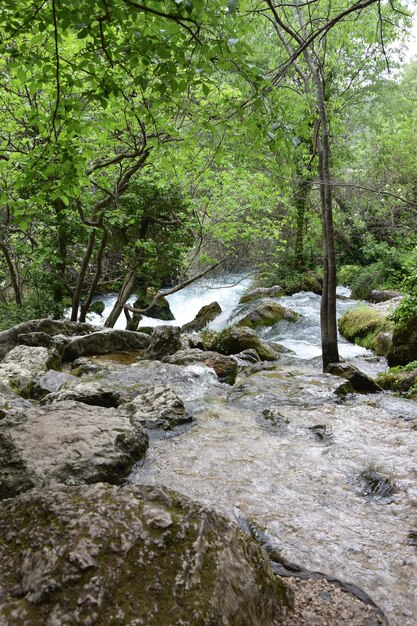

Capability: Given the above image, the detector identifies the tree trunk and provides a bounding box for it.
[79,228,109,322]
[104,269,137,328]
[0,239,23,305]
[294,176,310,269]
[314,76,339,369]
[70,230,96,321]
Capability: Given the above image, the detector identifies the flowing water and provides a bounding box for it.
[99,275,416,625]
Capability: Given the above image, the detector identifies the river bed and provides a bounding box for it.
[99,275,417,625]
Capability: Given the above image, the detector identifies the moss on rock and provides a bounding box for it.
[338,307,393,355]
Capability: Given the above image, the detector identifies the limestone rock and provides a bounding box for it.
[369,289,402,303]
[145,294,175,320]
[0,400,148,498]
[143,325,181,360]
[237,299,299,328]
[326,362,381,394]
[218,326,277,361]
[32,370,78,400]
[181,301,222,332]
[0,483,291,625]
[63,329,151,361]
[0,345,61,397]
[239,285,284,304]
[387,314,417,366]
[0,318,96,360]
[164,348,238,384]
[123,385,192,429]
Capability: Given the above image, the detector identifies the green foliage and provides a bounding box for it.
[350,264,386,300]
[392,270,417,326]
[0,290,67,331]
[338,265,361,286]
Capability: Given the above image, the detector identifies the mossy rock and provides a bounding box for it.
[338,307,393,355]
[387,314,417,366]
[239,285,284,304]
[181,301,222,332]
[376,362,417,396]
[237,300,299,329]
[88,300,105,315]
[217,326,277,361]
[0,483,292,625]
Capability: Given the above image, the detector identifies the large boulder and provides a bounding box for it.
[376,364,417,395]
[237,299,299,328]
[239,285,284,304]
[326,362,381,394]
[181,301,222,332]
[0,400,148,499]
[338,306,393,355]
[163,348,238,384]
[217,326,277,361]
[369,289,402,303]
[63,329,150,361]
[32,370,78,400]
[0,483,291,626]
[0,345,61,397]
[145,295,175,320]
[143,325,181,360]
[387,315,417,366]
[0,318,96,360]
[123,385,192,430]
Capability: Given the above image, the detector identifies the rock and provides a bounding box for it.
[237,299,299,328]
[376,364,417,393]
[338,306,392,355]
[0,400,148,498]
[0,345,62,397]
[0,318,97,360]
[164,349,238,384]
[0,383,33,419]
[17,331,64,352]
[239,285,284,304]
[217,326,278,361]
[283,272,323,296]
[187,331,205,350]
[387,315,417,366]
[326,362,382,394]
[70,357,105,376]
[63,329,151,361]
[181,301,222,332]
[369,289,402,303]
[123,385,192,429]
[41,380,124,408]
[32,370,78,400]
[145,295,175,320]
[0,483,291,625]
[143,325,181,360]
[88,300,105,315]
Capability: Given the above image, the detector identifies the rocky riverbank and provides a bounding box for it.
[0,289,414,625]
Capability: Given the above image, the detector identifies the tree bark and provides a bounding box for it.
[70,229,96,321]
[79,227,109,322]
[0,239,23,305]
[104,269,137,328]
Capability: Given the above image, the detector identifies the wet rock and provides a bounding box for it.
[240,285,284,304]
[0,400,148,498]
[283,271,322,296]
[234,349,261,364]
[63,329,150,361]
[0,483,291,625]
[237,299,299,329]
[32,370,78,400]
[261,408,290,431]
[141,293,175,320]
[407,529,417,548]
[187,331,205,350]
[88,299,105,315]
[338,307,393,356]
[308,424,333,443]
[143,325,181,360]
[369,289,402,303]
[218,326,278,361]
[326,363,381,394]
[123,385,192,430]
[181,301,222,332]
[355,466,396,501]
[163,348,238,384]
[0,383,33,419]
[0,318,97,360]
[376,365,417,395]
[0,345,62,397]
[70,357,105,376]
[387,314,417,366]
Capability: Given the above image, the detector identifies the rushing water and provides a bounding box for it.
[97,275,417,625]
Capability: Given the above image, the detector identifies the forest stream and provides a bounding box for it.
[88,274,417,626]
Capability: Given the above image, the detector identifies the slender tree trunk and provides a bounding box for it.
[79,228,109,322]
[104,269,137,328]
[70,230,96,321]
[294,176,310,269]
[314,77,339,369]
[0,239,23,305]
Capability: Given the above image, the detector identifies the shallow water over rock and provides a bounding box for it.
[127,278,417,626]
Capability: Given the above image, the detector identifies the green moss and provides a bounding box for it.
[376,363,417,397]
[338,306,393,355]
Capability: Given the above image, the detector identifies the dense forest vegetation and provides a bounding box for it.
[0,0,416,368]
